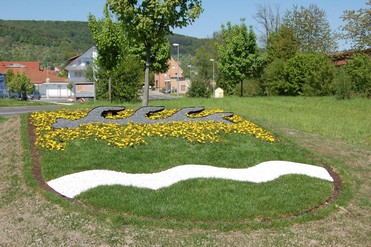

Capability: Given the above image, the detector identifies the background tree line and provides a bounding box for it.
[1,0,370,100]
[187,1,370,98]
[0,19,204,69]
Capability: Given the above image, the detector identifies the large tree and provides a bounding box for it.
[107,0,203,106]
[341,0,371,50]
[267,26,299,61]
[283,4,337,53]
[193,38,218,82]
[89,5,126,103]
[254,3,281,48]
[216,20,259,96]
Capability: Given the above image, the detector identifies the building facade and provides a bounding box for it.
[154,57,190,94]
[65,46,97,83]
[0,61,69,98]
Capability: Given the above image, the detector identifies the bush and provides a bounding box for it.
[284,53,335,96]
[186,77,211,98]
[343,53,371,97]
[264,53,335,96]
[234,78,263,96]
[94,55,143,102]
[263,59,288,95]
[335,68,352,100]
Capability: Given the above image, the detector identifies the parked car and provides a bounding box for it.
[30,90,41,100]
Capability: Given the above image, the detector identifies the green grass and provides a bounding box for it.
[73,96,370,145]
[39,123,334,224]
[0,98,54,107]
[13,95,368,244]
[41,135,316,180]
[147,96,371,146]
[25,95,366,229]
[80,176,332,221]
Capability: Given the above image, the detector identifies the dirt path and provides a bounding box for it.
[0,116,370,246]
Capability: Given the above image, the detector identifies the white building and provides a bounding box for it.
[65,46,97,83]
[65,46,97,100]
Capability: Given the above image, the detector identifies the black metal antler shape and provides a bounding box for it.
[52,106,235,129]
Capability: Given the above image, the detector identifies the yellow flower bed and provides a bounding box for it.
[30,108,276,151]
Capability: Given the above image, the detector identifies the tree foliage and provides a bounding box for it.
[283,4,337,53]
[267,26,299,61]
[107,0,203,106]
[193,39,218,82]
[186,75,211,98]
[0,20,204,71]
[89,55,143,102]
[4,69,35,100]
[0,20,93,67]
[254,3,281,48]
[89,5,127,102]
[267,53,335,96]
[335,68,352,100]
[89,6,126,73]
[134,41,170,74]
[343,53,371,97]
[341,0,371,50]
[216,20,259,96]
[262,58,287,95]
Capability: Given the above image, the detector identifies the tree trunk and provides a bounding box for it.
[240,81,244,97]
[109,74,112,103]
[142,45,151,106]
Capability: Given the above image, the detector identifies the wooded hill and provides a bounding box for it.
[0,20,206,69]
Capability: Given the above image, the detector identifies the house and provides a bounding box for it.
[332,48,371,67]
[154,57,191,94]
[65,46,97,101]
[65,46,97,83]
[0,61,69,98]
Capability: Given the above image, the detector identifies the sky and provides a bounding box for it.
[1,0,368,50]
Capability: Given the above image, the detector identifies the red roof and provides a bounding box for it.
[67,54,82,62]
[0,61,40,70]
[0,61,67,84]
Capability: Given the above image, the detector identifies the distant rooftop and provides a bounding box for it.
[5,63,26,68]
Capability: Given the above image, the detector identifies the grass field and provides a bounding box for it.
[0,98,53,107]
[78,96,371,145]
[0,96,370,246]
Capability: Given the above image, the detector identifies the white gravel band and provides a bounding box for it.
[47,161,333,198]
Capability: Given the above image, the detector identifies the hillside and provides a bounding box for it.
[0,20,205,68]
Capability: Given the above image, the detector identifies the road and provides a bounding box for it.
[0,91,179,117]
[0,105,62,117]
[147,90,180,100]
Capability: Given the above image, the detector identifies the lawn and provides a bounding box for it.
[26,96,355,228]
[75,96,371,146]
[1,95,368,245]
[0,98,53,107]
[148,96,370,146]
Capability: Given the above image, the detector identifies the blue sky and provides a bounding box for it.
[1,0,368,49]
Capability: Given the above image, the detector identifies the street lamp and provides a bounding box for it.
[187,64,192,80]
[173,43,180,96]
[210,58,215,92]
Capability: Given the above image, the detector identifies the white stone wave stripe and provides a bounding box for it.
[47,161,334,199]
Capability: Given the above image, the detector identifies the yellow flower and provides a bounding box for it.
[30,108,276,151]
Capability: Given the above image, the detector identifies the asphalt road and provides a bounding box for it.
[0,105,62,117]
[147,90,180,100]
[0,91,179,117]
